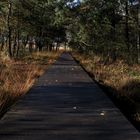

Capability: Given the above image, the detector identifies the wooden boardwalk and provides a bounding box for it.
[0,52,140,140]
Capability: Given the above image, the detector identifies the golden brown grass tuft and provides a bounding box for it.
[73,52,140,89]
[0,51,61,117]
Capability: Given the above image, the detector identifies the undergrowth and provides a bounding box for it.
[0,51,60,117]
[73,51,140,127]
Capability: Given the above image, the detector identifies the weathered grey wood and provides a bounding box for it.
[0,52,140,140]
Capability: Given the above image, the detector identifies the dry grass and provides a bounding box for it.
[0,51,60,117]
[73,51,140,122]
[73,52,140,89]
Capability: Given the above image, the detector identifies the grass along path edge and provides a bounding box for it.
[72,51,140,130]
[0,51,61,118]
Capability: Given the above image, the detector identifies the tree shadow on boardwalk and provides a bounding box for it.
[98,80,140,132]
[0,82,139,139]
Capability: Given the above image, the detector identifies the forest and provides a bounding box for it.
[0,0,140,129]
[0,0,140,62]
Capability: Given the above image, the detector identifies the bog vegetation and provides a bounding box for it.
[0,0,140,126]
[0,52,60,117]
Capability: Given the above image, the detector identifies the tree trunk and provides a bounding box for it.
[125,1,130,53]
[137,6,140,63]
[29,40,33,53]
[16,31,20,57]
[110,9,117,62]
[16,8,20,57]
[12,34,17,56]
[1,35,5,51]
[8,0,12,57]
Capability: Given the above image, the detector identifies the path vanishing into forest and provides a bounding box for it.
[0,52,140,140]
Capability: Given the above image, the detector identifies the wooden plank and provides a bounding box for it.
[0,52,139,140]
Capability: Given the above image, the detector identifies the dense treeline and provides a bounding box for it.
[67,0,140,64]
[0,0,67,58]
[0,0,140,63]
